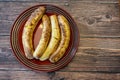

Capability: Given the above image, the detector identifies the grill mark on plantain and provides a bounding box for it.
[54,37,59,41]
[60,24,66,37]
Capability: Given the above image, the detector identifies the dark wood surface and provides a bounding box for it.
[0,0,120,80]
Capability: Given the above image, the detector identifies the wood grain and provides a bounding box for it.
[0,37,120,72]
[0,71,120,80]
[50,72,120,80]
[0,1,120,37]
[0,0,120,80]
[0,0,119,3]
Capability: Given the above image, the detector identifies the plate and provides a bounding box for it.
[10,4,79,72]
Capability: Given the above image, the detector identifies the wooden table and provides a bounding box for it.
[0,0,120,80]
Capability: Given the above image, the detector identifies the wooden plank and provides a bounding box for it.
[0,0,69,2]
[80,38,120,49]
[0,2,120,37]
[0,71,120,80]
[71,0,119,3]
[50,72,120,80]
[0,36,9,47]
[70,2,120,37]
[0,0,118,3]
[0,70,49,80]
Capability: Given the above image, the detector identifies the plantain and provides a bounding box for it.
[39,15,61,61]
[33,15,51,59]
[49,15,70,63]
[22,6,45,59]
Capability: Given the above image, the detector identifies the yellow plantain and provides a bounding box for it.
[22,7,45,59]
[39,15,61,61]
[49,15,70,63]
[33,15,51,59]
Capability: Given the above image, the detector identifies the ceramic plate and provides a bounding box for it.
[10,4,79,72]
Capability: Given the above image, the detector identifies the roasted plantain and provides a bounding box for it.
[33,15,51,59]
[39,15,61,61]
[49,15,70,63]
[22,7,45,59]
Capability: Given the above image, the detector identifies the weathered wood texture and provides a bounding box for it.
[0,0,120,80]
[0,71,120,80]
